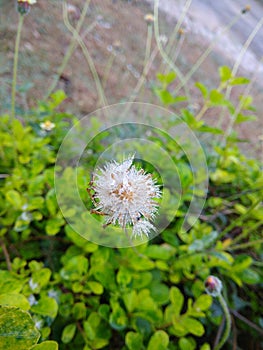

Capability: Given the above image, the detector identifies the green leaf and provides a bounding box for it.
[109,305,128,331]
[193,295,212,311]
[145,245,174,260]
[117,266,132,286]
[61,324,76,344]
[170,287,184,315]
[200,344,211,350]
[232,255,252,272]
[150,283,170,305]
[123,290,138,312]
[50,90,67,107]
[84,312,111,347]
[209,90,225,105]
[155,89,176,105]
[195,82,208,98]
[235,113,257,124]
[181,317,205,336]
[125,332,143,350]
[45,189,57,216]
[31,296,58,318]
[0,293,30,311]
[157,71,176,85]
[72,302,86,320]
[230,77,250,85]
[0,271,24,293]
[198,125,223,134]
[179,337,196,350]
[147,330,169,350]
[6,190,22,210]
[210,169,236,183]
[87,281,104,295]
[45,218,64,236]
[30,341,58,350]
[238,269,260,284]
[132,272,152,288]
[239,95,253,109]
[219,66,232,82]
[31,268,52,290]
[0,306,40,350]
[60,255,89,281]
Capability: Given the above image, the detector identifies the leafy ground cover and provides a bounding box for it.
[0,1,262,350]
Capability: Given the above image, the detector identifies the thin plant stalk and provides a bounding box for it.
[144,23,153,68]
[174,11,243,95]
[164,0,192,56]
[228,239,263,251]
[162,0,191,74]
[154,0,190,100]
[102,53,115,89]
[45,0,92,99]
[163,32,185,75]
[136,22,153,104]
[62,1,108,108]
[230,219,263,245]
[218,17,263,132]
[121,22,157,118]
[11,14,24,119]
[121,46,159,118]
[220,56,263,147]
[214,293,231,350]
[218,198,262,239]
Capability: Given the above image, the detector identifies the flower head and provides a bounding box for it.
[241,5,251,14]
[40,120,55,131]
[204,275,222,297]
[144,13,154,24]
[90,155,161,238]
[17,0,37,15]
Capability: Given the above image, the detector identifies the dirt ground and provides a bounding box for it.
[0,0,262,158]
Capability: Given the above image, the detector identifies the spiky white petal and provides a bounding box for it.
[91,155,161,237]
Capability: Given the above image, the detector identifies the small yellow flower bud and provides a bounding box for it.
[144,13,154,25]
[241,5,251,14]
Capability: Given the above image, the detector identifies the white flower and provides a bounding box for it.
[40,120,55,131]
[90,155,161,238]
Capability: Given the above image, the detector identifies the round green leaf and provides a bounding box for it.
[239,269,260,284]
[0,306,40,350]
[61,323,76,344]
[31,296,58,318]
[193,294,212,311]
[179,337,196,350]
[87,281,104,295]
[125,331,143,350]
[0,293,30,311]
[150,283,169,305]
[5,190,22,209]
[170,287,184,315]
[147,330,169,350]
[182,317,205,337]
[109,306,128,331]
[30,341,58,350]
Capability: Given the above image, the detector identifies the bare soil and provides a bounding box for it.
[0,0,262,158]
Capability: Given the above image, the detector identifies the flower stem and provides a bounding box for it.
[229,239,263,251]
[214,293,231,350]
[11,14,24,120]
[0,239,12,271]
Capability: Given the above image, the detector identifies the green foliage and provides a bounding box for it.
[0,306,40,350]
[0,65,262,350]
